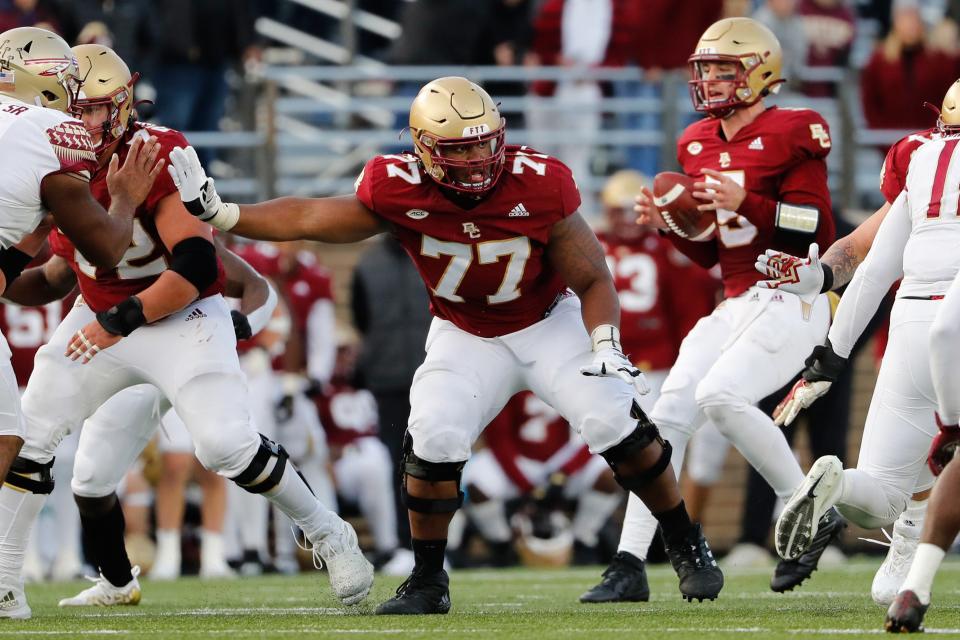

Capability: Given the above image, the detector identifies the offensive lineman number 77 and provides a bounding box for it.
[421,235,531,304]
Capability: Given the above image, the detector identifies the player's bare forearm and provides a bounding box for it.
[1,256,76,306]
[217,244,270,313]
[546,213,620,332]
[136,271,201,323]
[234,195,385,244]
[821,201,889,289]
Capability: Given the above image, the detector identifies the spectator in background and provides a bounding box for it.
[474,0,535,128]
[351,235,432,550]
[0,0,59,32]
[54,0,155,76]
[861,0,960,130]
[527,0,642,205]
[798,0,856,96]
[387,0,491,65]
[152,0,259,167]
[624,0,723,177]
[754,0,810,93]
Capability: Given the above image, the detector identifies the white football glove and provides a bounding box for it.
[579,325,650,395]
[773,341,847,427]
[755,243,824,320]
[167,146,239,230]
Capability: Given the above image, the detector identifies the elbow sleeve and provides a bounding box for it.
[169,237,218,293]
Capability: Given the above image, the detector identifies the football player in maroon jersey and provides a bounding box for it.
[621,17,842,596]
[0,45,374,618]
[170,75,725,614]
[757,80,960,615]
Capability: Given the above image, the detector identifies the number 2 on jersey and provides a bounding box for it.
[421,235,531,304]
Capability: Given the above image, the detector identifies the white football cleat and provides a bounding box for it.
[59,566,142,607]
[775,455,844,561]
[870,517,921,606]
[305,520,374,606]
[0,585,30,619]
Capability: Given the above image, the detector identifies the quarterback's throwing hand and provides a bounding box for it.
[773,341,846,426]
[580,325,650,395]
[168,147,239,231]
[66,321,121,364]
[755,243,824,320]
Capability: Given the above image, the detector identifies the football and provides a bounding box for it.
[652,172,717,242]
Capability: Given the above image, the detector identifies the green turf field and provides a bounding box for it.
[1,559,958,639]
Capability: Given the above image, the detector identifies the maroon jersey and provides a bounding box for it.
[0,299,69,386]
[599,231,720,371]
[880,127,938,204]
[234,243,333,337]
[672,107,835,298]
[314,382,379,448]
[484,391,592,493]
[48,123,226,312]
[355,146,580,337]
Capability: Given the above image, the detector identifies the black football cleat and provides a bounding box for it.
[771,507,847,593]
[579,551,650,603]
[663,524,724,602]
[885,589,928,633]
[375,569,451,615]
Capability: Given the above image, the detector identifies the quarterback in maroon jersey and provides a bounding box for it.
[597,17,843,599]
[170,76,725,613]
[0,45,374,615]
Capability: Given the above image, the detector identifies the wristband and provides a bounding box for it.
[589,324,622,352]
[820,263,834,293]
[96,296,146,336]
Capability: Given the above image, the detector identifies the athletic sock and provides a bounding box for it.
[654,500,694,544]
[899,543,946,605]
[411,538,446,574]
[80,499,133,587]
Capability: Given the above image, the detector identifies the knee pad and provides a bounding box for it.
[400,431,465,514]
[600,401,673,491]
[6,456,54,494]
[232,434,289,494]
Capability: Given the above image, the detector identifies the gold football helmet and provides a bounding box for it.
[0,27,81,114]
[939,78,960,135]
[409,76,506,195]
[602,169,648,239]
[688,17,784,117]
[72,44,138,151]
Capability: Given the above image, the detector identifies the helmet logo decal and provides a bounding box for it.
[462,124,490,136]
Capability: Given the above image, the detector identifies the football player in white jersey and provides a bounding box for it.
[755,79,960,606]
[0,27,161,506]
[772,124,960,594]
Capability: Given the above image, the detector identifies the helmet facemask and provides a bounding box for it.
[74,71,138,153]
[414,122,506,195]
[688,53,782,118]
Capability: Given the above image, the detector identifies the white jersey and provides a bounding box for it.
[828,134,960,357]
[899,135,960,298]
[0,96,96,249]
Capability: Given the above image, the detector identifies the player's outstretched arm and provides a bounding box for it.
[773,194,909,426]
[168,146,385,243]
[42,135,165,269]
[0,254,76,307]
[756,200,892,297]
[546,213,649,394]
